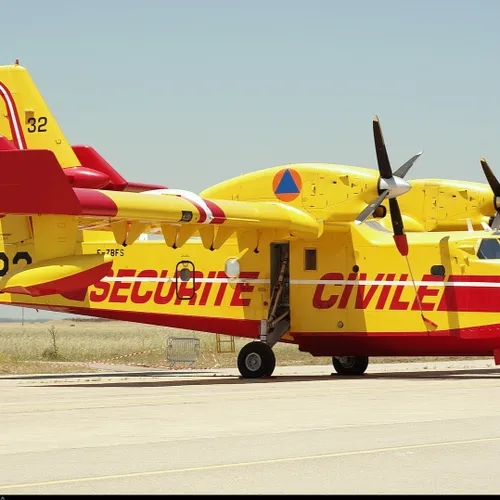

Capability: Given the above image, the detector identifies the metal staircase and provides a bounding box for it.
[262,252,290,347]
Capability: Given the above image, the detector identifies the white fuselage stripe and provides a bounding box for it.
[289,279,500,287]
[103,277,270,284]
[101,277,500,287]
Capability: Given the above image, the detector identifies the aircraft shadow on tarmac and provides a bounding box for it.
[10,366,500,389]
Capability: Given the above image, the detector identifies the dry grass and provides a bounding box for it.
[0,356,98,375]
[0,319,328,370]
[0,318,490,374]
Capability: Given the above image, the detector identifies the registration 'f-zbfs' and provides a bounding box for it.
[0,61,500,378]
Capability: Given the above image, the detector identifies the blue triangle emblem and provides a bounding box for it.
[275,169,300,194]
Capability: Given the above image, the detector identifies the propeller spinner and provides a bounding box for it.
[480,157,500,231]
[355,116,423,256]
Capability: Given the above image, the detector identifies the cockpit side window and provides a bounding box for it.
[477,239,500,259]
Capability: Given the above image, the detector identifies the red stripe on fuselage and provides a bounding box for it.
[5,302,262,339]
[437,275,500,313]
[5,301,500,357]
[438,286,500,312]
[295,325,500,357]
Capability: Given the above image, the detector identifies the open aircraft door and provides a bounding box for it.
[261,243,290,346]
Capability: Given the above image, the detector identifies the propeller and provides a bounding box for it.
[480,157,500,230]
[355,117,435,330]
[355,115,423,256]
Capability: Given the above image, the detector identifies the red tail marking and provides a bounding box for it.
[72,145,127,190]
[0,149,81,215]
[74,189,118,217]
[64,167,110,189]
[0,82,27,149]
[0,136,17,150]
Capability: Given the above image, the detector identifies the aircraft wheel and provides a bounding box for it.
[237,342,276,378]
[332,356,368,376]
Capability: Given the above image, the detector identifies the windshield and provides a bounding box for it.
[477,239,500,259]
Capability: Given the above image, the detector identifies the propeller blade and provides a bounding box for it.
[393,152,423,179]
[480,157,500,197]
[373,116,393,179]
[354,190,389,225]
[393,233,409,256]
[389,197,408,256]
[389,198,404,236]
[491,212,500,231]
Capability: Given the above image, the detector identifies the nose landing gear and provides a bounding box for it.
[332,356,369,376]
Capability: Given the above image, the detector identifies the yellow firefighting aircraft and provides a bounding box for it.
[0,61,500,378]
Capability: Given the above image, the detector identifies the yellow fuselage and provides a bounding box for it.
[1,222,499,358]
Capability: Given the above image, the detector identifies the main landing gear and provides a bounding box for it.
[332,356,369,376]
[237,242,290,379]
[237,342,276,379]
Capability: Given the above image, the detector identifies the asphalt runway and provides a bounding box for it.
[1,359,500,494]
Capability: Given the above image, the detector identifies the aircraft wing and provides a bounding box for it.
[0,149,322,249]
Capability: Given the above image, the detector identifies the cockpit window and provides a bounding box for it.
[477,239,500,259]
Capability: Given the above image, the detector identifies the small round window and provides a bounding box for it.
[225,258,240,278]
[179,267,191,282]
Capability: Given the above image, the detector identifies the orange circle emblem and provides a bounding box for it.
[272,168,302,202]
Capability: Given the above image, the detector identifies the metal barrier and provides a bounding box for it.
[166,336,200,367]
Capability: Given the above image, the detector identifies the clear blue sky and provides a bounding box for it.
[1,0,499,319]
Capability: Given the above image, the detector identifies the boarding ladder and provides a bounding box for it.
[215,334,236,353]
[262,255,290,347]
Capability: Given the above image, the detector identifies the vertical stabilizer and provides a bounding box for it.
[0,61,80,168]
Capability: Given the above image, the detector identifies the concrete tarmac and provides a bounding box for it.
[1,359,500,494]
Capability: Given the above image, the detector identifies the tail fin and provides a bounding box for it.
[0,62,168,192]
[0,61,80,168]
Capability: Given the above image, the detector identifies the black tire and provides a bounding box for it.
[237,342,276,378]
[332,356,369,376]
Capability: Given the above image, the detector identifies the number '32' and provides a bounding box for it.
[27,117,48,133]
